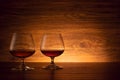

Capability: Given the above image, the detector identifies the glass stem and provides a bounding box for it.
[21,58,25,71]
[50,57,55,65]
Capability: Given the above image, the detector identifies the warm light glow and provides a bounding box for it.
[26,49,109,62]
[18,25,110,62]
[1,0,119,63]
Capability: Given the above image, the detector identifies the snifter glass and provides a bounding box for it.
[40,33,64,70]
[9,33,35,71]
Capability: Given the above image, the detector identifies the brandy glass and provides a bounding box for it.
[40,33,64,70]
[9,33,35,71]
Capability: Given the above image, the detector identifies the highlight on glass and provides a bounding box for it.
[9,33,35,71]
[40,33,65,70]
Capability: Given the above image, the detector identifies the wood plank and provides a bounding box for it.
[0,62,120,80]
[0,0,120,62]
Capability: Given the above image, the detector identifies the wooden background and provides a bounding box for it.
[0,0,120,62]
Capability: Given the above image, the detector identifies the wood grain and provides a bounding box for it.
[0,0,120,62]
[0,62,120,80]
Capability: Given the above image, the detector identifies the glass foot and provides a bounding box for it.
[11,66,34,71]
[42,64,62,70]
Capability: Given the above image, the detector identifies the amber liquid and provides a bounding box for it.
[10,50,35,58]
[41,50,64,57]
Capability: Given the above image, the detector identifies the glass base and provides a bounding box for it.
[42,64,63,70]
[11,66,34,71]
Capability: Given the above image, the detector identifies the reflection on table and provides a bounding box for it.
[0,62,120,80]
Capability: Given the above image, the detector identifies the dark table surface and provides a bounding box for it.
[0,62,120,80]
